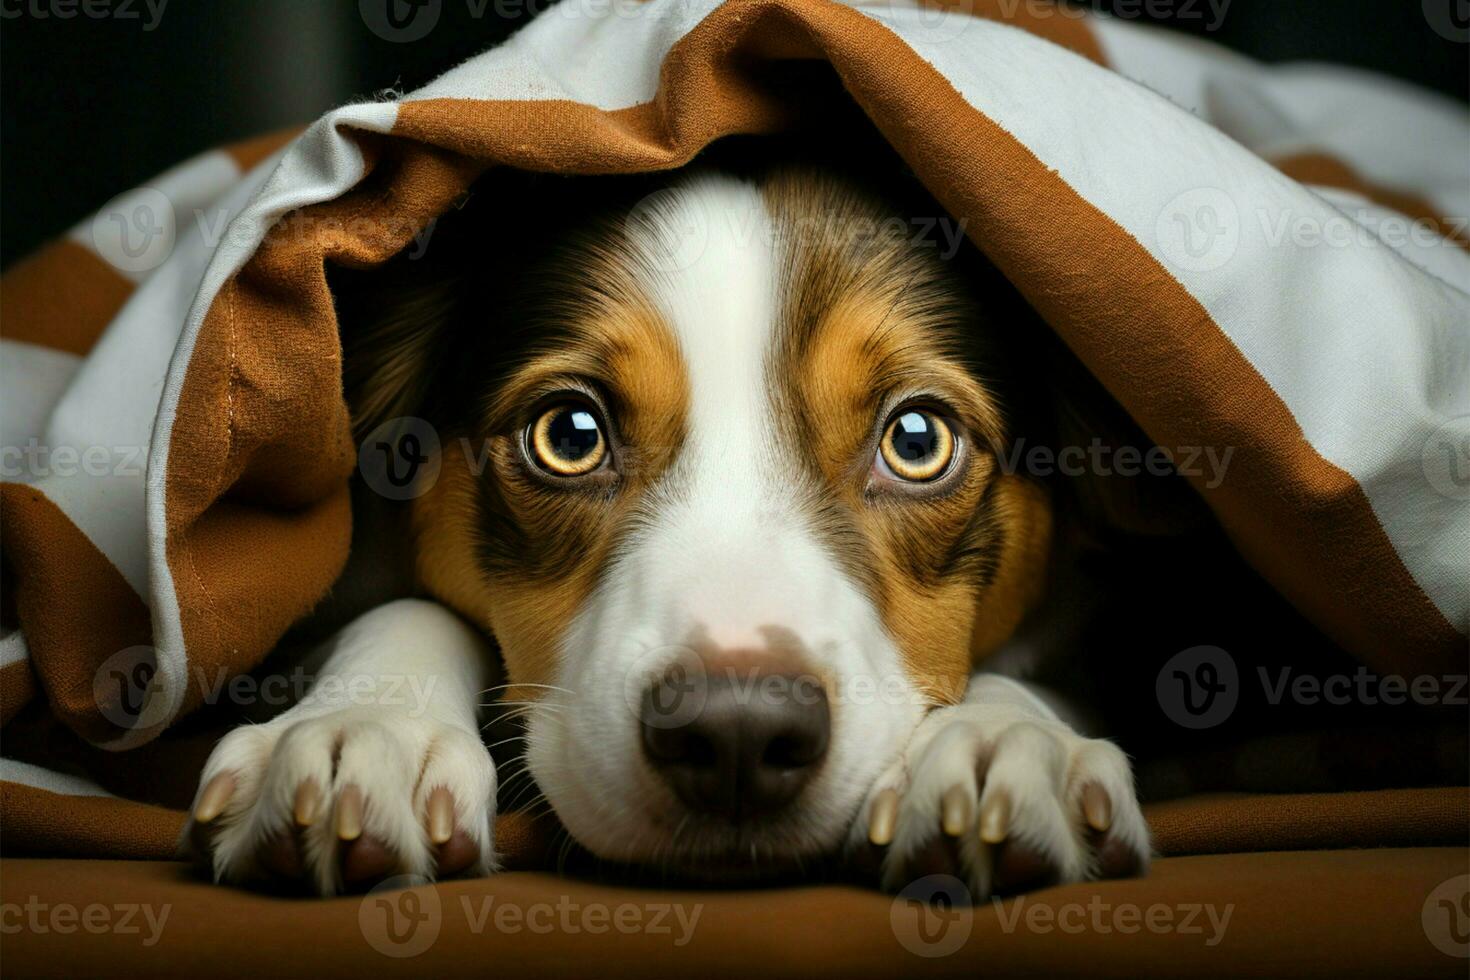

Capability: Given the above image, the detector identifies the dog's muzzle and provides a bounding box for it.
[639,652,831,823]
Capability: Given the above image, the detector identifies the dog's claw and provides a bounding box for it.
[1081,782,1112,832]
[194,772,236,824]
[940,785,971,837]
[868,788,900,846]
[979,788,1010,844]
[427,786,455,845]
[190,705,497,894]
[293,780,321,828]
[857,706,1150,900]
[335,784,364,841]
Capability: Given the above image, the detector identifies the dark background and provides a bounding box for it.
[1,0,1466,269]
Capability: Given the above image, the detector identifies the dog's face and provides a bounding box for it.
[371,168,1051,873]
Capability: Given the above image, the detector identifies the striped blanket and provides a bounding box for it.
[2,0,1466,861]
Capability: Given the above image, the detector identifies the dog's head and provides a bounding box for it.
[341,165,1054,875]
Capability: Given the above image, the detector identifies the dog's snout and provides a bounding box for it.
[640,655,830,821]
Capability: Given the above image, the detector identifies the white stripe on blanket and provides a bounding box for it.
[0,759,114,798]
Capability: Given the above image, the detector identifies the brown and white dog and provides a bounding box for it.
[186,154,1153,898]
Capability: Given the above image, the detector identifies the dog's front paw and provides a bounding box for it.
[852,704,1150,900]
[185,707,497,894]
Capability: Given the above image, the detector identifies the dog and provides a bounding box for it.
[184,153,1155,898]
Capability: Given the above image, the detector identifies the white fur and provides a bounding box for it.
[526,175,928,865]
[853,674,1152,898]
[187,600,496,894]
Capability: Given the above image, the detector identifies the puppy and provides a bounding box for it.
[185,160,1152,897]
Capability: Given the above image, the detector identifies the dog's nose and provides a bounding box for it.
[640,656,830,821]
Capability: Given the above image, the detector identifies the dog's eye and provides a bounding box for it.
[878,409,955,482]
[528,402,607,476]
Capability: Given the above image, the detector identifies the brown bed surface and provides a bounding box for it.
[3,848,1466,979]
[7,783,1470,980]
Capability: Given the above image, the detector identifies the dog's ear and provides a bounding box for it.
[1040,339,1211,540]
[339,270,463,442]
[947,246,1205,540]
[333,170,640,443]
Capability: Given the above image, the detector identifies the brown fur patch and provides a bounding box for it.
[413,226,690,692]
[761,169,1048,703]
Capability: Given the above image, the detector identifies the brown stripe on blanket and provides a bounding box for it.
[162,490,355,725]
[389,0,1103,163]
[3,703,221,810]
[1272,150,1470,250]
[0,781,186,859]
[0,484,153,744]
[0,239,133,356]
[391,33,809,166]
[1,659,37,727]
[1147,786,1470,856]
[159,141,481,722]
